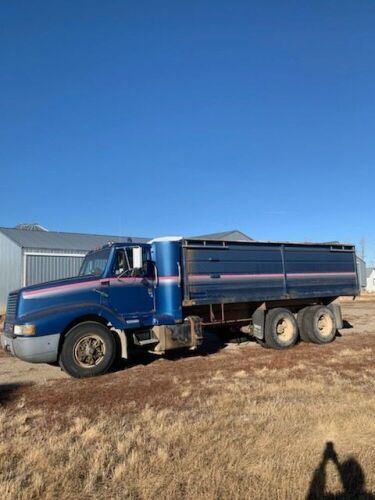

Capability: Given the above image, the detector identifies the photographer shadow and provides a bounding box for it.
[306,442,374,499]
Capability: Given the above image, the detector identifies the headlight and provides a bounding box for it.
[14,324,36,336]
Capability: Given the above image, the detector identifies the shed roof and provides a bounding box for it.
[0,227,149,252]
[366,268,375,278]
[0,227,254,252]
[191,230,253,242]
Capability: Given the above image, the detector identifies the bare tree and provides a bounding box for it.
[359,236,366,260]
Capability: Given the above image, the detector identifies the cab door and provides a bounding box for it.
[103,246,155,324]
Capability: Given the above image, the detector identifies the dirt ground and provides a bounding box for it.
[0,297,374,499]
[0,297,374,408]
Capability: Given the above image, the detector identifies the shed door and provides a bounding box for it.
[25,254,85,286]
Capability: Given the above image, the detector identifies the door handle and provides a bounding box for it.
[94,288,109,298]
[177,262,182,287]
[154,265,159,287]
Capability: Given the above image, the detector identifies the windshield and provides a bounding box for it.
[79,248,111,277]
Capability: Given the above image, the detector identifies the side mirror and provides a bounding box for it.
[132,247,143,269]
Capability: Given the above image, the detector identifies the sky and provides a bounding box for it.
[1,1,375,263]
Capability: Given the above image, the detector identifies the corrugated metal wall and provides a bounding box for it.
[24,250,86,286]
[356,256,367,289]
[0,233,22,308]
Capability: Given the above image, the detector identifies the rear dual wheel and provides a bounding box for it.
[299,305,336,344]
[261,305,337,349]
[297,307,311,342]
[264,308,299,349]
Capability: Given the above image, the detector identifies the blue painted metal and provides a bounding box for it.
[151,240,182,323]
[182,240,359,305]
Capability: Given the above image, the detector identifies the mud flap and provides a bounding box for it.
[111,328,128,359]
[328,303,343,330]
[252,308,265,340]
[187,315,203,350]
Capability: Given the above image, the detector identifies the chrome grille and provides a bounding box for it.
[6,292,18,318]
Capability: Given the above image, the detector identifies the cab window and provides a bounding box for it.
[79,248,111,276]
[112,249,130,276]
[112,247,153,278]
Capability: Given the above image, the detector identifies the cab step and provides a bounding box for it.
[132,332,159,346]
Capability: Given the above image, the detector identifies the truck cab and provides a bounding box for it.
[80,243,156,324]
[1,239,201,378]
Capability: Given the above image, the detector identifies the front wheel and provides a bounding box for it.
[59,322,116,378]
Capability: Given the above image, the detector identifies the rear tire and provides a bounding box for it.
[256,338,270,349]
[59,322,116,378]
[297,307,311,342]
[302,305,336,344]
[264,308,298,349]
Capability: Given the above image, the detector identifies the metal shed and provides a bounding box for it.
[0,227,148,308]
[356,255,367,290]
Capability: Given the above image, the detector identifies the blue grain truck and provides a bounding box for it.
[1,237,359,378]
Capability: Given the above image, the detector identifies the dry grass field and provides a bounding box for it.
[0,298,374,499]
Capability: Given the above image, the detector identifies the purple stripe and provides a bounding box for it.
[23,275,181,299]
[287,272,356,278]
[189,272,356,282]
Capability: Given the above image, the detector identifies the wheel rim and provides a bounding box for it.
[73,334,106,368]
[276,317,294,342]
[317,313,334,338]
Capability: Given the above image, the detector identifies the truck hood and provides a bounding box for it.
[15,275,103,320]
[18,275,102,298]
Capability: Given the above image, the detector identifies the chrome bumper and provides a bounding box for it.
[1,333,60,363]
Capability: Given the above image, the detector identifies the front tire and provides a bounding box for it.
[59,322,116,378]
[264,308,298,349]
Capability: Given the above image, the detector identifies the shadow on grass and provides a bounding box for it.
[112,327,255,372]
[0,383,23,405]
[306,441,375,499]
[342,319,353,329]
